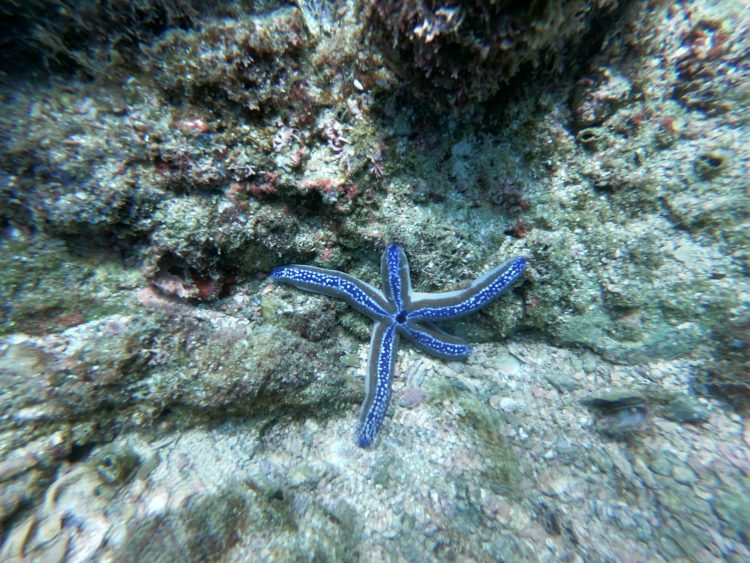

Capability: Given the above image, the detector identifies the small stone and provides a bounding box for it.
[36,514,62,544]
[713,492,750,543]
[671,464,697,485]
[632,457,656,489]
[545,374,578,393]
[569,356,583,373]
[582,353,598,374]
[660,396,710,424]
[400,387,428,408]
[481,492,511,520]
[552,436,573,454]
[287,461,327,487]
[499,397,521,412]
[547,476,570,496]
[582,389,648,436]
[0,454,38,482]
[1,515,37,560]
[507,506,532,530]
[649,455,673,477]
[496,355,521,377]
[673,244,694,263]
[608,448,634,481]
[342,354,361,368]
[658,534,684,558]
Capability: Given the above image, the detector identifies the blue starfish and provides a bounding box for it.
[271,244,528,448]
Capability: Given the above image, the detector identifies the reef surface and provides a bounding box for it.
[0,0,748,560]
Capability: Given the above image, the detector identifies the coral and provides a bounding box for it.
[0,3,389,292]
[673,18,750,117]
[142,7,310,114]
[573,67,634,128]
[1,0,750,559]
[0,233,137,336]
[366,0,618,109]
[0,0,244,76]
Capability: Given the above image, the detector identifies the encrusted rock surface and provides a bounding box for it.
[0,0,748,560]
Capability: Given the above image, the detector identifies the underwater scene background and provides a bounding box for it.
[0,0,748,560]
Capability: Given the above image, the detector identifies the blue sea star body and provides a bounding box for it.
[271,244,528,448]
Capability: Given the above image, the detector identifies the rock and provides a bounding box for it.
[671,464,697,486]
[495,355,521,378]
[545,374,579,393]
[713,491,750,544]
[659,396,710,424]
[499,398,522,413]
[582,353,599,374]
[287,461,328,488]
[649,455,673,477]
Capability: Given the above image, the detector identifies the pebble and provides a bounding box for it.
[507,507,532,530]
[713,491,750,543]
[608,448,634,481]
[552,436,573,455]
[546,476,571,497]
[545,374,579,393]
[649,456,673,477]
[400,387,428,408]
[569,356,583,373]
[671,464,697,485]
[660,396,710,424]
[287,461,328,487]
[632,457,656,489]
[673,243,694,263]
[496,355,521,378]
[499,397,522,412]
[582,353,599,374]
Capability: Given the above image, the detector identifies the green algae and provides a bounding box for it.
[0,234,136,337]
[430,381,522,500]
[115,488,249,563]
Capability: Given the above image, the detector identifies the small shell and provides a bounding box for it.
[581,390,649,437]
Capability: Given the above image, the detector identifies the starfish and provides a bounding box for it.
[271,244,528,448]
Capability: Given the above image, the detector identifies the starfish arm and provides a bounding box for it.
[271,265,392,319]
[402,321,472,359]
[355,321,399,448]
[409,257,528,321]
[381,244,412,311]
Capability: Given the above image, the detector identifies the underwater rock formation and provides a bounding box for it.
[367,0,619,109]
